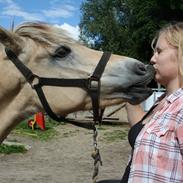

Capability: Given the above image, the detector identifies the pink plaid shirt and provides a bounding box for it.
[128,88,183,183]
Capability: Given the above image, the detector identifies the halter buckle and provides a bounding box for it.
[30,74,40,89]
[88,76,100,91]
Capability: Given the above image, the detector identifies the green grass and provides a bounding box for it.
[0,144,27,154]
[0,117,63,154]
[13,117,63,141]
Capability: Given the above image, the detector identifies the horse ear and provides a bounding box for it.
[0,27,22,54]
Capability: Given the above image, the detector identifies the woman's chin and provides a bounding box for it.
[154,75,161,84]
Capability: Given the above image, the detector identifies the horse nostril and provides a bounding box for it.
[135,63,147,75]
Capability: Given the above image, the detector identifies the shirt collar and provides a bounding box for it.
[166,88,183,103]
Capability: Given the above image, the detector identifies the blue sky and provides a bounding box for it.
[0,0,85,39]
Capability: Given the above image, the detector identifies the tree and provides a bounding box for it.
[125,0,183,61]
[79,0,130,54]
[79,0,183,63]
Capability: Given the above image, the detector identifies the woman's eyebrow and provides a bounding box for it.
[156,47,161,50]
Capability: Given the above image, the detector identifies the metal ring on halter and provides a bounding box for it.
[30,74,40,89]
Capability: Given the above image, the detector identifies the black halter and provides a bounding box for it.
[5,48,111,125]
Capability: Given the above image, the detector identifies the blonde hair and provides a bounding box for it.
[151,22,183,75]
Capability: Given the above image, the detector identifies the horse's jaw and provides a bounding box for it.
[108,87,153,105]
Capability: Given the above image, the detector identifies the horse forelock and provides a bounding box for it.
[14,22,76,46]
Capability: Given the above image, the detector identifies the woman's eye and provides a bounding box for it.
[157,49,162,54]
[153,47,162,55]
[53,46,71,58]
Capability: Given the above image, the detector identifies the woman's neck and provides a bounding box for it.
[165,77,183,96]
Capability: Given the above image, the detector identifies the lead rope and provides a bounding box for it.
[89,52,111,183]
[91,125,102,183]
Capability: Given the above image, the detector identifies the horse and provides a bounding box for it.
[0,22,154,144]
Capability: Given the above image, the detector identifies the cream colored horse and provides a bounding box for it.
[0,22,154,143]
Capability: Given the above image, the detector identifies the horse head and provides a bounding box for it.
[0,22,154,142]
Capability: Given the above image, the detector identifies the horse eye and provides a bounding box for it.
[53,45,71,59]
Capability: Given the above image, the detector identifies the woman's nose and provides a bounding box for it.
[150,54,156,65]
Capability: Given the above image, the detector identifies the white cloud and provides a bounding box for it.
[1,0,44,21]
[54,23,80,40]
[0,0,77,22]
[42,4,76,18]
[0,0,81,40]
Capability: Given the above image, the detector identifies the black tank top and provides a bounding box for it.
[120,104,157,183]
[120,121,144,183]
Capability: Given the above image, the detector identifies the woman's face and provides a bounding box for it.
[150,33,179,87]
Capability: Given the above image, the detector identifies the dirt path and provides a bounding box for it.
[0,123,131,183]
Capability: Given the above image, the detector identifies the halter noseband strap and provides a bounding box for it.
[5,48,111,124]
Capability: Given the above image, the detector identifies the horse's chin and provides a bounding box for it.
[107,86,153,105]
[122,86,153,105]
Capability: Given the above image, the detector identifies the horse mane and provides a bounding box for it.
[14,22,77,46]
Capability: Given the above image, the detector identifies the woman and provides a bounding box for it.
[121,22,183,182]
